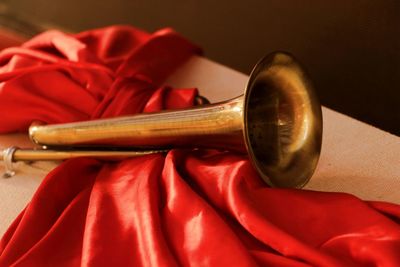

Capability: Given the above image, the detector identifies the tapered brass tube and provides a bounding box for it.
[29,97,245,150]
[3,148,165,162]
[0,146,166,178]
[26,52,323,188]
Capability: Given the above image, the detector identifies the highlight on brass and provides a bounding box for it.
[4,52,323,188]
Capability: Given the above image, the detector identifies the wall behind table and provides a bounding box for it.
[3,0,400,135]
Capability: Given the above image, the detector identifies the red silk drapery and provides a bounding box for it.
[0,26,399,267]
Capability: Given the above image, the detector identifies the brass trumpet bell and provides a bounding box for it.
[29,52,322,188]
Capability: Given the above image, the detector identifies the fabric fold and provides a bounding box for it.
[0,25,400,266]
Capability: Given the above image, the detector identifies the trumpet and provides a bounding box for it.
[2,52,322,188]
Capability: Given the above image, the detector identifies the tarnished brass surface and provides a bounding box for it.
[243,53,322,187]
[30,97,244,150]
[6,148,166,162]
[28,52,322,188]
[0,147,166,178]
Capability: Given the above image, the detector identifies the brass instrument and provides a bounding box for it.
[2,52,323,188]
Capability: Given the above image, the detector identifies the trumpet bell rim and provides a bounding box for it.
[243,52,323,188]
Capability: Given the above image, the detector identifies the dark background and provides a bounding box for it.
[1,0,399,135]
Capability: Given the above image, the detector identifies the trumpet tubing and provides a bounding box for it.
[23,52,322,188]
[30,97,245,150]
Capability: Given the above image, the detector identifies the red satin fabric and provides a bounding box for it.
[0,26,400,267]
